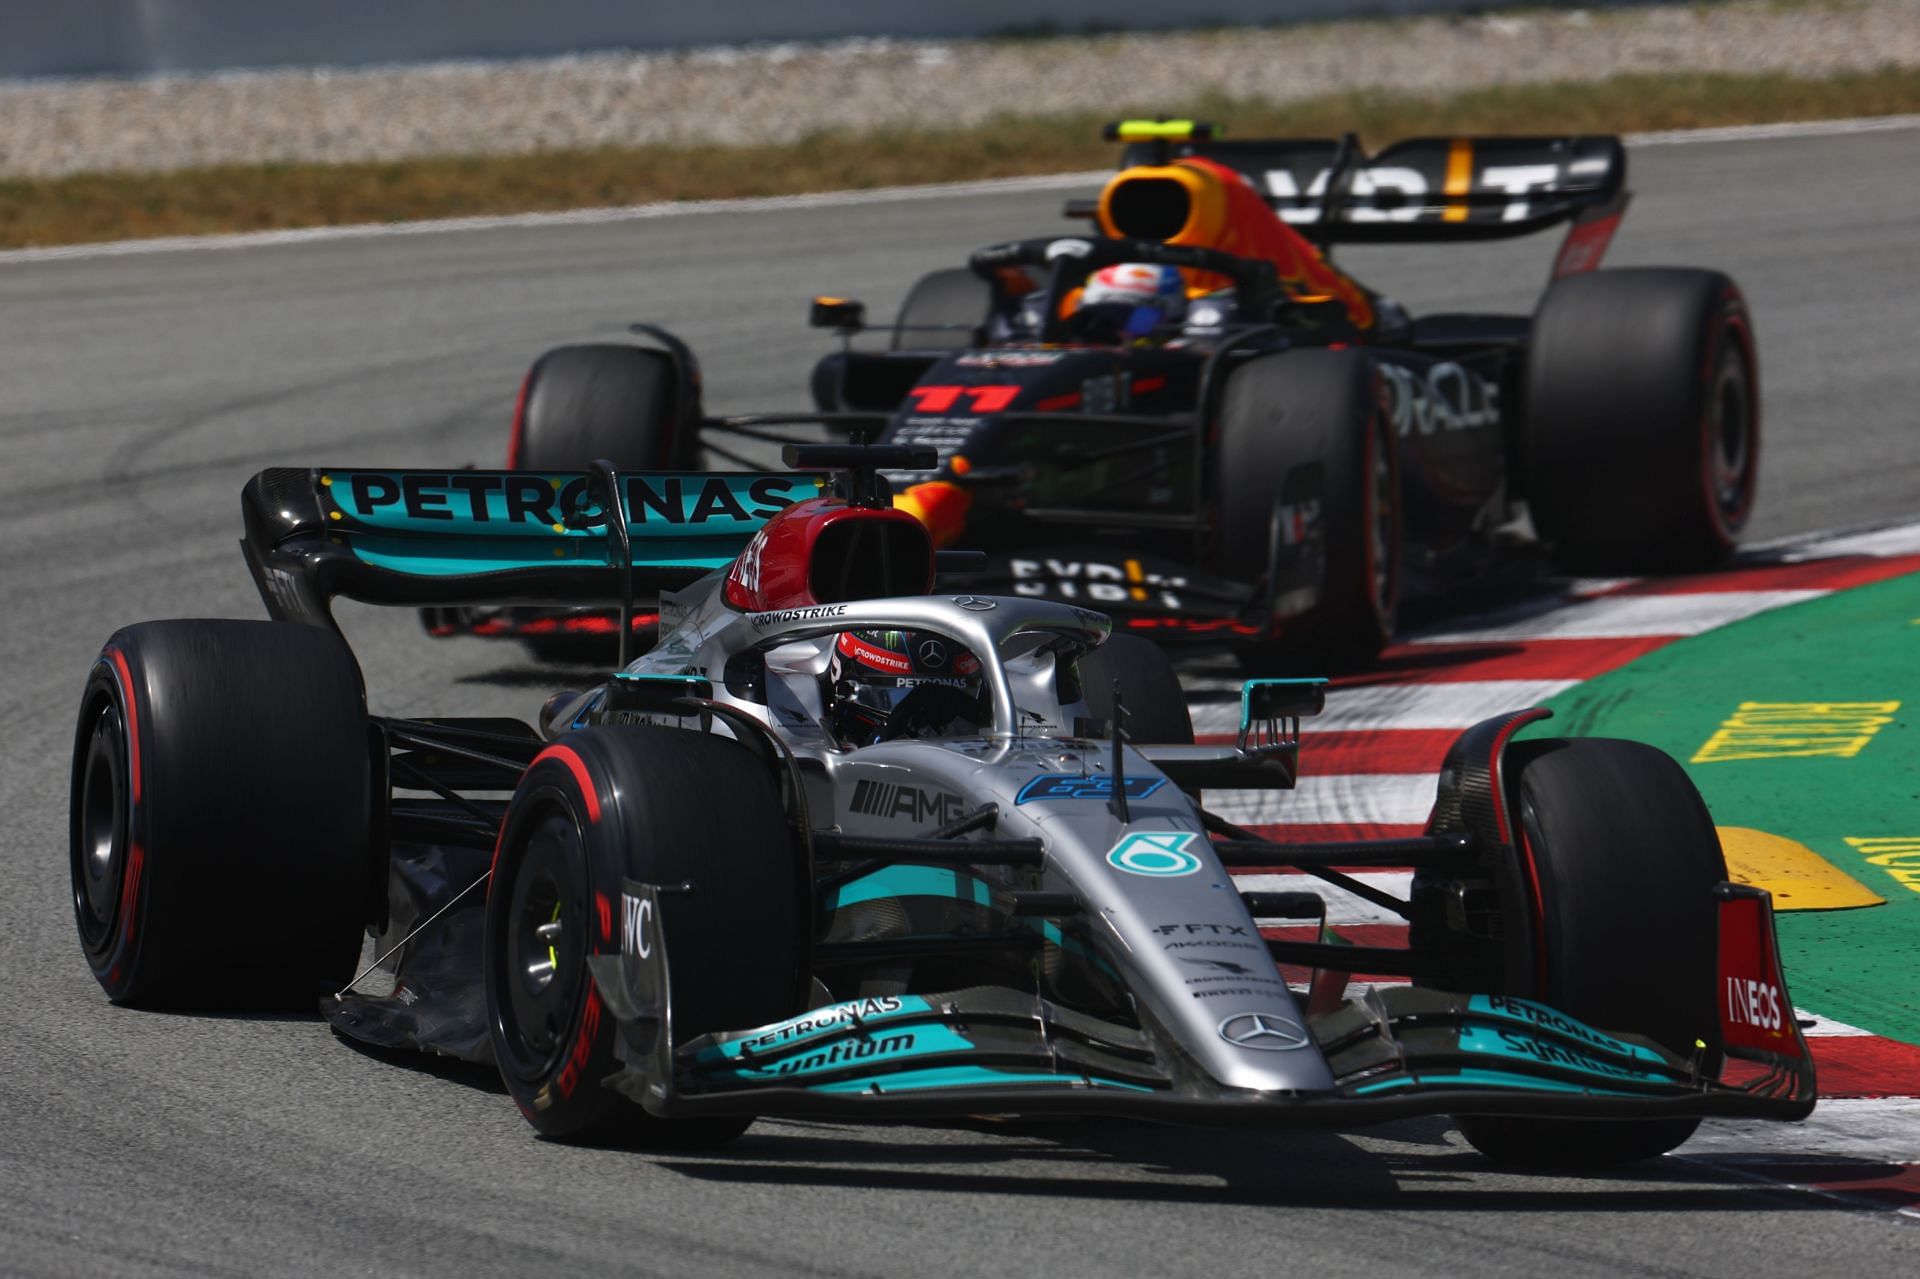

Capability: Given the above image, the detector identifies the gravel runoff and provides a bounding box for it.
[2,1,1917,177]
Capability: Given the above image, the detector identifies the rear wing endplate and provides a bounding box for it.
[241,466,822,631]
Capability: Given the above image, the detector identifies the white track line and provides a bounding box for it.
[1626,113,1920,148]
[4,114,1916,265]
[1406,589,1824,643]
[1234,872,1413,926]
[1207,774,1435,829]
[0,171,1111,265]
[1776,522,1920,561]
[1682,1097,1920,1160]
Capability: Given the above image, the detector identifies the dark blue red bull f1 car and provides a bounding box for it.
[430,121,1759,668]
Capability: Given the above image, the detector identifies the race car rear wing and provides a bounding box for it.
[240,465,823,633]
[1114,129,1628,245]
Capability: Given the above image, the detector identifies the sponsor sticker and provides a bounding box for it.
[750,603,850,628]
[1106,831,1203,878]
[1016,773,1166,805]
[1011,556,1187,610]
[620,890,653,959]
[1154,922,1252,938]
[847,779,967,826]
[326,471,809,533]
[955,350,1064,368]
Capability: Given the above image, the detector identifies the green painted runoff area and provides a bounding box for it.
[1526,570,1920,1046]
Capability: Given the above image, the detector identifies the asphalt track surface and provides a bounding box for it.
[1,126,1916,1276]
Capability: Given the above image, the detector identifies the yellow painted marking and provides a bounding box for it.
[1719,827,1885,911]
[1126,558,1146,602]
[1443,138,1473,223]
[1845,836,1920,895]
[551,522,566,534]
[319,474,333,486]
[1691,700,1900,763]
[328,510,342,521]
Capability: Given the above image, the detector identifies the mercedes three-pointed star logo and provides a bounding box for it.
[951,596,997,611]
[1217,1011,1310,1051]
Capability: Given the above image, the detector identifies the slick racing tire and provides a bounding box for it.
[1214,350,1400,673]
[1075,633,1194,746]
[507,343,684,660]
[891,268,992,351]
[71,620,372,1008]
[508,344,690,472]
[485,727,803,1145]
[1525,268,1759,571]
[1455,737,1727,1169]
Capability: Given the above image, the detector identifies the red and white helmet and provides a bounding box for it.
[1083,262,1185,309]
[1071,263,1186,340]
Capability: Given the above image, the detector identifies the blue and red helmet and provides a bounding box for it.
[1069,262,1187,341]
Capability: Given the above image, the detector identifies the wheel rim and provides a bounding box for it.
[1705,340,1756,536]
[74,702,127,953]
[496,809,590,1081]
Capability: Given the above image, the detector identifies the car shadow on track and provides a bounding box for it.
[330,1030,509,1094]
[646,1117,1841,1213]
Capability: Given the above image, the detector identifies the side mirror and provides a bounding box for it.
[810,296,866,331]
[1274,294,1352,329]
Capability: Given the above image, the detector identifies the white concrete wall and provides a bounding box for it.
[0,2,1639,79]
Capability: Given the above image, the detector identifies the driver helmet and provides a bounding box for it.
[829,629,984,745]
[1068,262,1187,342]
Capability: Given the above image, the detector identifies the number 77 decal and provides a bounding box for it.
[905,384,1021,413]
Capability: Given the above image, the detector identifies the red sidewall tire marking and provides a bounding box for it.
[530,746,600,823]
[106,649,140,806]
[101,649,146,964]
[505,368,533,469]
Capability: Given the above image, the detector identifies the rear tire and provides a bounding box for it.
[485,727,802,1145]
[509,344,690,471]
[892,269,991,351]
[1214,351,1400,672]
[70,620,371,1008]
[1075,633,1194,746]
[1456,737,1727,1168]
[1525,268,1759,570]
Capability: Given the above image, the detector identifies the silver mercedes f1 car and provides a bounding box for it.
[70,446,1812,1167]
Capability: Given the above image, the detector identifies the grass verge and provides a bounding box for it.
[3,68,1917,250]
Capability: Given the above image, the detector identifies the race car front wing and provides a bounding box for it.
[591,879,1815,1128]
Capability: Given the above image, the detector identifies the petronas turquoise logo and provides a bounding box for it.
[1106,831,1202,877]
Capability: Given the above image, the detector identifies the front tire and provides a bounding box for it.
[1074,633,1194,745]
[1525,268,1760,570]
[1455,737,1727,1168]
[485,727,803,1144]
[1214,350,1400,672]
[71,620,372,1008]
[891,269,991,351]
[508,344,690,471]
